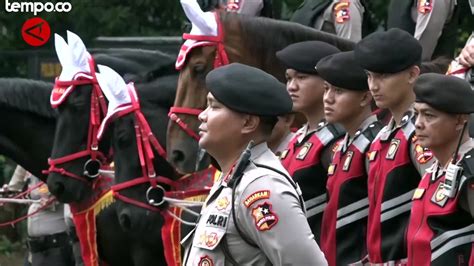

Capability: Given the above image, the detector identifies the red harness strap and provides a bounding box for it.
[170,12,231,142]
[183,12,229,68]
[44,58,109,183]
[168,107,202,141]
[110,84,176,212]
[110,84,215,214]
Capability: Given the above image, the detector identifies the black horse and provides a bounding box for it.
[45,45,180,266]
[0,78,132,265]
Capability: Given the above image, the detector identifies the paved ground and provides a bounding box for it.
[0,249,26,266]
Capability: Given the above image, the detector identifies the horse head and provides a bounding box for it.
[167,8,355,173]
[46,31,110,203]
[96,64,178,237]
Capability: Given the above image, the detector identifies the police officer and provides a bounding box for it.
[267,113,296,156]
[413,0,458,61]
[408,73,474,265]
[276,41,345,243]
[4,165,75,266]
[182,63,328,265]
[291,0,367,42]
[387,0,459,61]
[316,51,382,266]
[354,28,434,264]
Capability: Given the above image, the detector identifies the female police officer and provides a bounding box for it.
[182,63,328,265]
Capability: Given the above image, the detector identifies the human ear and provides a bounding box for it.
[241,115,260,134]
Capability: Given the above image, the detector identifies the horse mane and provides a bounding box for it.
[136,74,178,109]
[223,12,355,66]
[93,49,177,83]
[0,78,57,119]
[223,13,450,75]
[420,56,451,74]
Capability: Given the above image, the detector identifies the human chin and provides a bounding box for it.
[198,135,209,150]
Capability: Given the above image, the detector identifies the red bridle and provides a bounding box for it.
[169,12,230,142]
[44,58,109,184]
[110,84,177,212]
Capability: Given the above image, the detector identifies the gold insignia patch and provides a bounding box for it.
[342,151,354,171]
[296,142,313,160]
[412,188,425,200]
[367,150,377,161]
[38,184,49,194]
[244,190,270,208]
[279,149,289,160]
[328,164,336,175]
[216,197,230,211]
[386,139,400,160]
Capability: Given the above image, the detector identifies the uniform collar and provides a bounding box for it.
[428,138,474,182]
[379,109,414,141]
[249,142,270,161]
[341,115,378,153]
[297,120,327,143]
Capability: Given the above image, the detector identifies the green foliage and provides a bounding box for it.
[0,0,472,77]
[0,156,16,186]
[0,235,23,256]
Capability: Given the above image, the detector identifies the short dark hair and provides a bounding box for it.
[259,116,279,137]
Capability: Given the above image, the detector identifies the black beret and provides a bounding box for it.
[414,73,474,114]
[316,51,368,91]
[205,63,292,116]
[276,41,341,74]
[354,28,422,74]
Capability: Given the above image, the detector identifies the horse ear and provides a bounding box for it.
[66,30,91,73]
[96,64,133,140]
[97,64,130,107]
[54,33,73,68]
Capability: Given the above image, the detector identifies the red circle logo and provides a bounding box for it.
[21,17,51,47]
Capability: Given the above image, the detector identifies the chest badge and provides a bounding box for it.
[198,231,220,249]
[215,196,230,211]
[198,255,214,266]
[296,142,313,160]
[431,182,448,208]
[342,151,354,172]
[386,139,400,160]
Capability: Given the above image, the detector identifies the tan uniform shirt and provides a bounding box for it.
[412,0,457,61]
[314,0,365,42]
[182,143,328,265]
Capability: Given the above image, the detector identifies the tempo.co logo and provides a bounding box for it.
[5,0,72,16]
